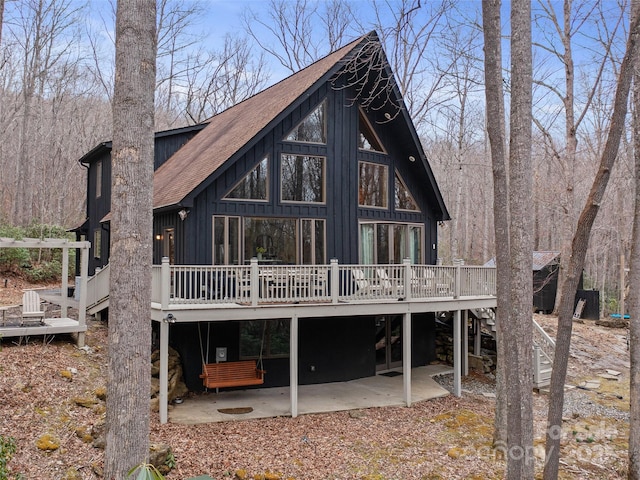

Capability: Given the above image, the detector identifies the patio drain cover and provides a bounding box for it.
[218,407,254,414]
[380,371,402,377]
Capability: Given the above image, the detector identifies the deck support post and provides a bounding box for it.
[290,314,299,418]
[453,309,462,397]
[77,243,89,347]
[61,247,69,318]
[159,318,169,424]
[474,318,482,356]
[462,310,469,376]
[403,312,412,406]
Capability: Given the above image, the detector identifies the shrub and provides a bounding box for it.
[0,435,18,480]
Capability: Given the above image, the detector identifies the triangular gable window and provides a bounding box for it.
[285,100,327,144]
[224,156,269,200]
[395,171,420,211]
[358,110,385,152]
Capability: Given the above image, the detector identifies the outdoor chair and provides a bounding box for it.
[22,290,45,324]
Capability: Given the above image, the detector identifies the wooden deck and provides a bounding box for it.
[84,258,497,425]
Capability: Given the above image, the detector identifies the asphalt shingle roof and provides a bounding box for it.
[152,34,369,210]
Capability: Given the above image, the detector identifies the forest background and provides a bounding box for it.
[0,0,631,312]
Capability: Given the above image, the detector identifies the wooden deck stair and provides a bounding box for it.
[532,319,555,388]
[472,311,554,389]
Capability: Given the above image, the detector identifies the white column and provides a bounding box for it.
[290,314,299,417]
[462,310,469,377]
[474,318,482,356]
[453,310,462,397]
[403,312,412,406]
[159,318,169,424]
[61,247,69,318]
[77,244,89,347]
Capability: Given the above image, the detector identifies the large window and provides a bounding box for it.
[359,161,388,208]
[359,222,423,264]
[284,100,327,144]
[224,156,269,201]
[214,216,326,265]
[244,217,297,264]
[281,154,325,203]
[240,319,290,358]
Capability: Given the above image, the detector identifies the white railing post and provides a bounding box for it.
[250,258,259,306]
[454,264,461,299]
[330,259,339,304]
[403,258,412,301]
[161,257,170,310]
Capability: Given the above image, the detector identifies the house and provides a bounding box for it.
[78,32,496,423]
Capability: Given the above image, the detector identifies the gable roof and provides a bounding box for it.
[153,34,370,210]
[484,251,560,270]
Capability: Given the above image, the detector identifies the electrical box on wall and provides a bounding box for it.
[216,347,227,362]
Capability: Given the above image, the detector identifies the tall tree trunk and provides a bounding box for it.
[628,1,640,474]
[481,0,509,448]
[104,0,156,478]
[543,7,640,478]
[506,0,535,477]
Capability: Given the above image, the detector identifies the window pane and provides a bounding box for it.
[393,225,406,263]
[93,229,101,260]
[359,224,374,264]
[228,217,240,265]
[240,320,290,358]
[359,162,388,208]
[244,217,297,264]
[377,223,389,264]
[409,226,423,263]
[95,161,102,199]
[213,217,240,265]
[395,171,420,211]
[281,154,325,203]
[302,219,326,264]
[213,217,225,264]
[285,100,327,143]
[314,220,325,264]
[358,111,384,152]
[225,156,268,200]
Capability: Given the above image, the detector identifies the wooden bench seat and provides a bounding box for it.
[199,360,265,389]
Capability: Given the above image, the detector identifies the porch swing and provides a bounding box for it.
[198,322,266,389]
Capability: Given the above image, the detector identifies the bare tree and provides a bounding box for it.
[481,0,509,450]
[531,0,626,314]
[242,0,357,73]
[483,1,535,477]
[177,34,270,125]
[104,0,156,477]
[3,0,85,226]
[543,5,640,477]
[629,5,640,471]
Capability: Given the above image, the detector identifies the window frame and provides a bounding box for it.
[358,161,389,210]
[394,170,421,212]
[358,221,424,264]
[280,153,326,205]
[223,155,270,202]
[283,99,328,145]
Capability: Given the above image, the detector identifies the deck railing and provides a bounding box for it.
[150,258,496,307]
[86,264,110,309]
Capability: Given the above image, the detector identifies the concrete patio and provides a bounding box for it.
[168,364,452,424]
